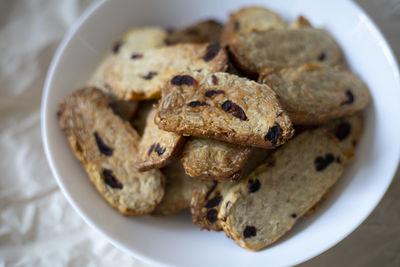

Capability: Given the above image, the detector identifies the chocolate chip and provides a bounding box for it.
[341,90,354,105]
[142,71,157,80]
[234,20,240,31]
[334,122,351,141]
[318,52,326,61]
[336,157,341,163]
[148,143,155,156]
[188,101,208,107]
[154,143,166,156]
[112,41,123,54]
[247,179,261,193]
[205,195,222,209]
[211,74,218,85]
[205,90,224,98]
[102,169,123,189]
[171,75,196,86]
[131,53,143,59]
[291,213,297,218]
[205,181,218,200]
[108,102,126,121]
[314,153,335,171]
[243,226,256,238]
[264,124,281,145]
[94,132,113,156]
[206,209,218,223]
[203,42,220,62]
[221,100,247,120]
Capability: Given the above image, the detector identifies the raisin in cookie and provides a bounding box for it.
[191,180,234,231]
[135,108,185,171]
[105,43,228,100]
[190,148,271,231]
[218,128,344,251]
[155,72,294,148]
[167,20,223,45]
[221,7,285,46]
[181,138,252,180]
[259,63,370,124]
[152,158,195,216]
[228,28,344,74]
[57,87,165,215]
[323,113,364,162]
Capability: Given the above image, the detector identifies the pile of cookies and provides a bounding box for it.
[57,7,370,251]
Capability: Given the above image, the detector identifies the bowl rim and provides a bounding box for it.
[41,0,400,266]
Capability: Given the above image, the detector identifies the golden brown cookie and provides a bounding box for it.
[87,27,167,118]
[181,138,251,180]
[135,108,185,171]
[155,72,294,148]
[152,158,195,216]
[167,20,223,45]
[259,63,370,124]
[228,28,344,74]
[57,87,165,215]
[105,43,228,100]
[221,7,286,46]
[218,128,344,251]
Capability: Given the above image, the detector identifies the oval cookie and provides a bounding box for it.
[57,87,165,215]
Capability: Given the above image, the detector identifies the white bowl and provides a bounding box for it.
[41,0,400,266]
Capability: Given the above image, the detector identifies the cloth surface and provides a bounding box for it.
[0,0,399,266]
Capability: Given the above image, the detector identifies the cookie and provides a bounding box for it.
[190,180,234,231]
[228,28,344,74]
[155,71,294,148]
[218,128,344,251]
[87,27,167,118]
[181,138,252,180]
[221,7,285,46]
[323,113,364,162]
[167,20,223,45]
[57,87,165,216]
[190,148,271,231]
[259,63,370,124]
[152,158,195,216]
[130,100,157,136]
[135,108,185,171]
[105,42,228,100]
[87,27,167,91]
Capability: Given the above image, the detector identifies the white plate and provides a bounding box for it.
[41,0,400,266]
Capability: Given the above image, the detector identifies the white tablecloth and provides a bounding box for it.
[1,1,399,266]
